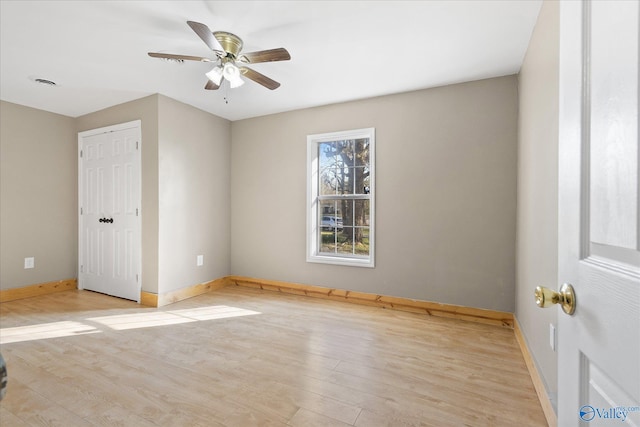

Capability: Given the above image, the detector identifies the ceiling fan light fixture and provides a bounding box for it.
[229,76,245,88]
[222,62,240,81]
[205,65,223,85]
[222,62,244,88]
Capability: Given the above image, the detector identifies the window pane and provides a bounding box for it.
[337,140,355,168]
[355,167,370,194]
[355,199,369,226]
[354,138,369,165]
[320,167,338,195]
[355,227,370,255]
[320,229,338,254]
[319,199,343,255]
[319,139,371,196]
[329,199,369,256]
[335,167,353,195]
[320,227,370,256]
[319,142,336,196]
[319,141,336,169]
[355,138,370,194]
[336,227,353,255]
[331,166,350,195]
[334,227,369,256]
[335,168,369,194]
[318,200,342,231]
[337,200,369,228]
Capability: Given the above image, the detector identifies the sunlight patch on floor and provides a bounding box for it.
[0,321,100,344]
[168,305,261,321]
[87,311,197,330]
[0,305,261,344]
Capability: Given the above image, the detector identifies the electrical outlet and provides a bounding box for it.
[24,257,35,269]
[549,323,556,351]
[196,255,204,266]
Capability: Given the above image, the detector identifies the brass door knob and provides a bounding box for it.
[534,283,576,315]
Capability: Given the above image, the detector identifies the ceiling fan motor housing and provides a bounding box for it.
[213,31,243,59]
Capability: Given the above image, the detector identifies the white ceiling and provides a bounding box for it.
[0,1,542,121]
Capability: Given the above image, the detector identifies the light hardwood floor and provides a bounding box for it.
[0,286,547,426]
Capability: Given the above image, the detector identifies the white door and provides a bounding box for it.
[558,1,640,426]
[78,121,141,302]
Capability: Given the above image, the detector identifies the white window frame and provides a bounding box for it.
[306,127,375,268]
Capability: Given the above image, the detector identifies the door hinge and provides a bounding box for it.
[136,141,139,150]
[136,274,139,283]
[80,207,83,215]
[136,208,139,216]
[80,149,83,158]
[80,265,84,273]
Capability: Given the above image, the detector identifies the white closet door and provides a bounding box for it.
[79,121,141,302]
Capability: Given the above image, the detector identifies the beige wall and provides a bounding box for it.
[0,101,77,289]
[157,95,231,293]
[2,76,521,314]
[231,76,518,312]
[75,95,233,295]
[516,0,559,412]
[2,94,231,295]
[76,95,161,293]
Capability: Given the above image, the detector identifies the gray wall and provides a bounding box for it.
[76,95,161,294]
[1,71,524,316]
[516,0,559,412]
[75,94,232,295]
[0,101,77,289]
[231,76,518,312]
[157,95,231,293]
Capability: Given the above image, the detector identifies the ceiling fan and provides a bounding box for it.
[148,21,290,90]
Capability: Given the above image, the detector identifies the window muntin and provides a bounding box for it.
[307,128,374,267]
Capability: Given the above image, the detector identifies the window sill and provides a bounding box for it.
[307,254,375,268]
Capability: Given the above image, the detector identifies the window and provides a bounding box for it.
[307,128,375,267]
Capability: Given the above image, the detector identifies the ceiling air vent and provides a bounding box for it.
[34,78,57,86]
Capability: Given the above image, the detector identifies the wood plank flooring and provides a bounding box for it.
[0,286,547,426]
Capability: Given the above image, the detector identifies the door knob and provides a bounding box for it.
[534,283,576,315]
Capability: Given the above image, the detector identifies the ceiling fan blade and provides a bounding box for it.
[204,80,220,90]
[239,48,291,64]
[148,52,213,62]
[239,66,281,90]
[187,21,225,54]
